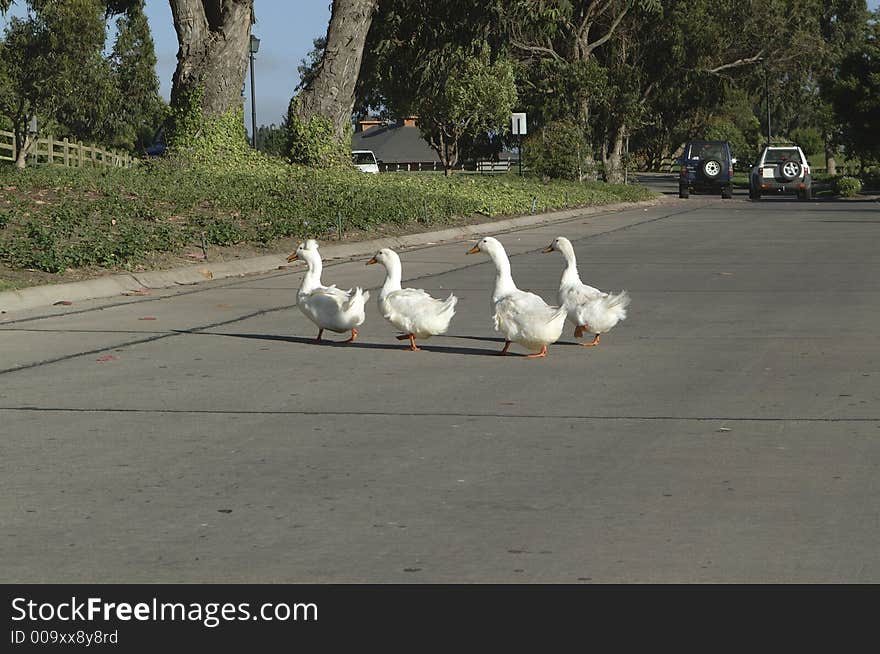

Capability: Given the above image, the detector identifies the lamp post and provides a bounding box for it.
[249,34,260,149]
[763,59,771,147]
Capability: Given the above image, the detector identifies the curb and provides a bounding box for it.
[0,196,670,314]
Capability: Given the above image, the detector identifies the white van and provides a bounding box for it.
[352,150,379,174]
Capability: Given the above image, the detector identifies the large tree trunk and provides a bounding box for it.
[290,0,378,159]
[825,145,837,176]
[602,124,626,184]
[428,130,458,177]
[14,129,34,169]
[168,0,253,148]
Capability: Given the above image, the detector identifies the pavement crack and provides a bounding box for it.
[0,407,876,422]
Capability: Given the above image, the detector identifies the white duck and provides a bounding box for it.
[366,247,457,351]
[286,239,369,343]
[467,236,566,358]
[543,236,630,346]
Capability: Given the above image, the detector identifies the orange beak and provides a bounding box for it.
[542,245,554,253]
[366,256,378,266]
[466,244,480,255]
[286,252,299,263]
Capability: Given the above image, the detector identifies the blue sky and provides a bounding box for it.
[2,1,878,135]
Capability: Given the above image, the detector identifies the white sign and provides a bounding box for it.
[511,113,527,135]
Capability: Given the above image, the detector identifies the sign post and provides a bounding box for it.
[511,112,527,176]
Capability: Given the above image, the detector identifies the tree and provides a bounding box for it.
[286,0,378,165]
[255,123,286,157]
[0,0,109,167]
[356,0,511,169]
[295,37,326,95]
[523,120,592,180]
[107,0,165,152]
[616,0,825,177]
[167,0,254,154]
[418,48,517,175]
[505,0,661,179]
[815,0,870,173]
[830,11,880,165]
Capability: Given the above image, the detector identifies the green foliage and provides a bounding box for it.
[0,158,655,274]
[789,127,823,159]
[296,37,326,93]
[357,1,513,169]
[830,10,880,163]
[166,85,205,149]
[0,0,162,160]
[833,175,862,197]
[523,121,592,180]
[107,0,165,152]
[166,85,251,162]
[256,123,287,157]
[415,47,517,171]
[0,0,110,162]
[702,118,747,161]
[285,95,349,166]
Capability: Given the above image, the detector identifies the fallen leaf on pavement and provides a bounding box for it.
[200,269,213,279]
[53,300,73,306]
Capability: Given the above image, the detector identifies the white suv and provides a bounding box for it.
[352,150,380,174]
[749,145,812,201]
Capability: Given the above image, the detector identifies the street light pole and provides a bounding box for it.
[249,34,260,150]
[764,61,771,147]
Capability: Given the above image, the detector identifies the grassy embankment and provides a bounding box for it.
[0,157,655,290]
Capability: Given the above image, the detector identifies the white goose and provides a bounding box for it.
[543,236,630,346]
[286,239,369,343]
[366,247,457,351]
[467,236,566,358]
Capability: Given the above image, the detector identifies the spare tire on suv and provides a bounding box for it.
[679,140,734,200]
[779,160,802,181]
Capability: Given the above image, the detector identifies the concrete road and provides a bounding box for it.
[2,188,879,583]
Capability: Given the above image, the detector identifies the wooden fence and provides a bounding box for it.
[0,129,134,168]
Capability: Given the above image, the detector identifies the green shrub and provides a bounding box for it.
[834,176,862,197]
[522,121,593,180]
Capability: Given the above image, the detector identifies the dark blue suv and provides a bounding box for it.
[679,140,734,199]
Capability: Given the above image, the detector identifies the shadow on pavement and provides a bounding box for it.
[174,330,515,357]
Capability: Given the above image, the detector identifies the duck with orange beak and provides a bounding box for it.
[542,236,629,347]
[467,237,566,358]
[286,239,369,343]
[366,248,457,351]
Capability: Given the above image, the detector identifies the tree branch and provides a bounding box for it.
[583,3,631,56]
[510,39,564,62]
[704,52,766,75]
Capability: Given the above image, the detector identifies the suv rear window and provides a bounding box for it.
[687,143,726,161]
[764,149,802,164]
